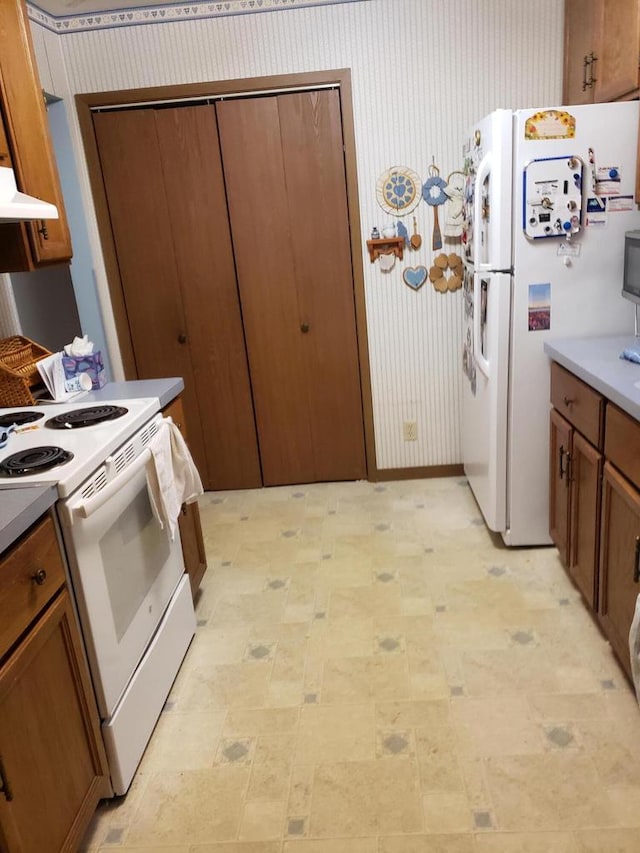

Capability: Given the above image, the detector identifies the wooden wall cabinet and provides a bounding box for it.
[161,395,207,599]
[549,363,640,682]
[549,363,603,609]
[0,514,110,852]
[0,0,72,272]
[564,0,640,105]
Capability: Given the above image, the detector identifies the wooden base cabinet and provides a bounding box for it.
[0,516,110,853]
[599,462,640,681]
[161,395,207,598]
[549,364,603,609]
[549,363,640,682]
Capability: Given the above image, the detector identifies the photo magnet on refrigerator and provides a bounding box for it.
[528,283,550,331]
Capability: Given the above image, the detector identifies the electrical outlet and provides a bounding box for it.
[403,420,417,441]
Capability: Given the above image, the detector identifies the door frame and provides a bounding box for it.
[76,69,377,480]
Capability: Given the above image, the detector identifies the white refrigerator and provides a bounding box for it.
[461,101,640,546]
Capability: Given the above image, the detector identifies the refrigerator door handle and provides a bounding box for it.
[473,273,490,379]
[473,153,492,272]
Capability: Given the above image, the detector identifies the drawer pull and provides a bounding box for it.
[0,755,13,802]
[31,568,47,586]
[563,396,574,407]
[559,446,571,483]
[635,537,640,584]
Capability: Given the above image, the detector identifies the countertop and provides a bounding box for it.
[0,377,184,555]
[544,335,640,421]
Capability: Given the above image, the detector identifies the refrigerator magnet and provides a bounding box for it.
[528,284,551,331]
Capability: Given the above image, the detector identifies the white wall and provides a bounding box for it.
[30,0,563,470]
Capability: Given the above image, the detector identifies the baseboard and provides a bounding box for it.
[370,464,465,482]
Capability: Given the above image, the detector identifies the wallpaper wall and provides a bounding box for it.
[29,0,564,471]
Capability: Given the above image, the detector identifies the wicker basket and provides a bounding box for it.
[0,336,52,407]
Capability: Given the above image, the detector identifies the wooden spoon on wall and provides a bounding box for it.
[410,216,422,249]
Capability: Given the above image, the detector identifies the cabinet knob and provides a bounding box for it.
[300,323,310,333]
[31,568,47,586]
[563,396,574,407]
[37,221,49,240]
[178,333,187,344]
[181,505,188,516]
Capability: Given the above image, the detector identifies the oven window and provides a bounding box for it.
[100,485,172,642]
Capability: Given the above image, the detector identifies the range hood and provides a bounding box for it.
[0,165,59,221]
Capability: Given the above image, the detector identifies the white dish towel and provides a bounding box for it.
[146,417,203,541]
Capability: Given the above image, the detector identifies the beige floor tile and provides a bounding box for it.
[287,764,314,815]
[247,756,291,800]
[296,703,374,762]
[239,801,286,840]
[484,753,615,830]
[309,760,423,836]
[378,835,476,853]
[172,661,272,710]
[98,847,190,853]
[450,696,544,757]
[284,840,377,853]
[423,792,473,832]
[376,698,451,729]
[193,844,281,853]
[321,654,410,703]
[124,767,250,845]
[605,785,640,826]
[224,707,299,736]
[573,828,640,851]
[473,832,578,852]
[138,710,226,773]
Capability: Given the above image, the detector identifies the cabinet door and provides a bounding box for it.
[569,430,602,609]
[0,0,71,268]
[595,0,640,101]
[549,409,572,566]
[563,0,601,104]
[599,462,640,681]
[162,395,207,598]
[0,590,109,852]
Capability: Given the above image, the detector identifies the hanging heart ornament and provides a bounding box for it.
[403,266,428,290]
[422,165,448,250]
[376,166,422,216]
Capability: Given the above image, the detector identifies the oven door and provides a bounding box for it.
[57,447,186,718]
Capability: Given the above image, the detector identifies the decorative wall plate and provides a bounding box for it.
[377,166,422,216]
[403,266,427,291]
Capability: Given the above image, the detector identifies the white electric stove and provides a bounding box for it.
[0,397,196,795]
[0,397,160,496]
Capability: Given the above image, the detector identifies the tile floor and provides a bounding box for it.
[81,478,640,853]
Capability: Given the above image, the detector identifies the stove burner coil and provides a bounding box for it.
[0,446,74,477]
[0,411,45,428]
[45,405,128,430]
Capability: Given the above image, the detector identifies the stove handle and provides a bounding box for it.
[71,447,152,522]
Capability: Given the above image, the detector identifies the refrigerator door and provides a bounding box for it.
[505,101,640,545]
[462,269,511,532]
[463,110,513,272]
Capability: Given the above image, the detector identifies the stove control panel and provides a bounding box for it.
[523,156,584,240]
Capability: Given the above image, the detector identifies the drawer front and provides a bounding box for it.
[0,515,66,657]
[605,403,640,490]
[550,362,604,448]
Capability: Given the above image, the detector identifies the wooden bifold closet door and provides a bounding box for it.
[93,88,366,490]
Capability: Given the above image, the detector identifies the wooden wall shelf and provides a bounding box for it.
[366,236,404,263]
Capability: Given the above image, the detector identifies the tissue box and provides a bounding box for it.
[62,351,106,390]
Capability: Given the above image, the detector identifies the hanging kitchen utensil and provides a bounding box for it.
[443,171,465,240]
[410,216,422,249]
[422,163,448,251]
[396,219,410,247]
[376,166,422,216]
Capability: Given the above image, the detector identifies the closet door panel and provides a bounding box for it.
[154,106,262,490]
[92,110,207,481]
[216,97,315,486]
[278,90,366,481]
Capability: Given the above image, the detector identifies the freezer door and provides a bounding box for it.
[462,270,511,532]
[463,110,513,272]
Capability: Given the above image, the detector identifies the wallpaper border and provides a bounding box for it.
[27,0,370,33]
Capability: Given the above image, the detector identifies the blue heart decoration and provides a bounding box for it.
[403,266,427,290]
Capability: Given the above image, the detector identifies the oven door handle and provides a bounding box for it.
[72,448,152,521]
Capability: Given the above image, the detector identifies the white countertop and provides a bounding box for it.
[544,335,640,421]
